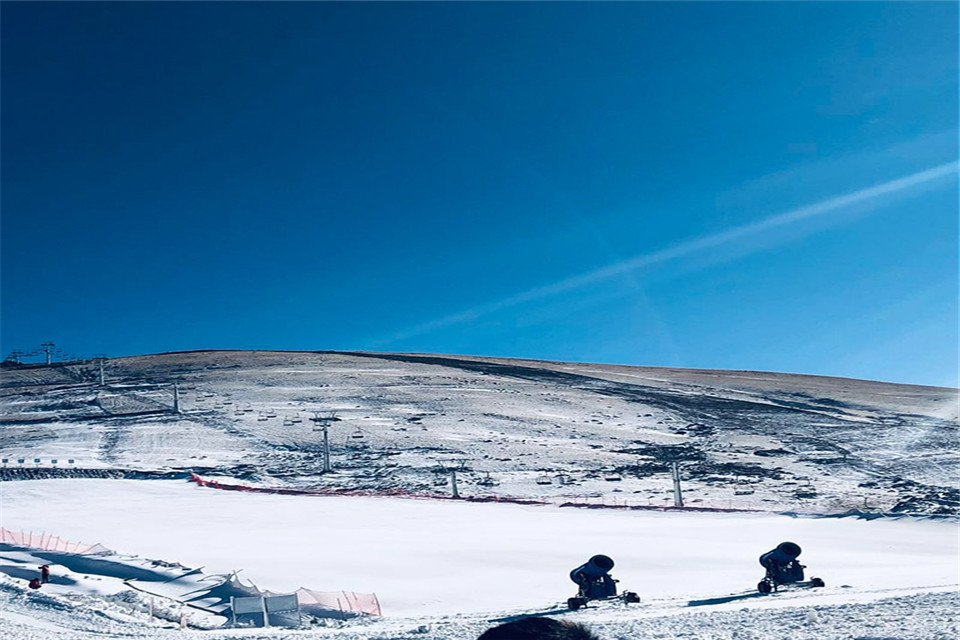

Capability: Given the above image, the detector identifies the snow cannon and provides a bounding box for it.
[759,541,802,568]
[569,554,615,585]
[567,555,639,610]
[757,541,824,593]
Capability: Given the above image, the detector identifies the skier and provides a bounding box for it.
[40,564,50,583]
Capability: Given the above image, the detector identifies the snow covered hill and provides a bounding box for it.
[1,350,957,639]
[2,350,957,514]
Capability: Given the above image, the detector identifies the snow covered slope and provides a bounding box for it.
[3,479,956,616]
[2,350,957,514]
[0,479,957,639]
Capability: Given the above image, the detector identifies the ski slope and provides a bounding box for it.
[1,480,956,624]
[1,351,957,639]
[2,350,958,515]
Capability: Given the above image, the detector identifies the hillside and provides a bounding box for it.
[1,350,957,514]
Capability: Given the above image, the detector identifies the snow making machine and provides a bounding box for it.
[757,541,825,593]
[567,554,640,610]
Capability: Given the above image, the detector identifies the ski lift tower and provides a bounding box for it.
[40,342,56,365]
[93,354,107,386]
[311,412,340,474]
[172,382,182,414]
[435,458,466,499]
[671,461,684,508]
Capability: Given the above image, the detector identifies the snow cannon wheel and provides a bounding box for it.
[623,591,640,604]
[758,580,773,594]
[567,597,586,610]
[811,577,825,588]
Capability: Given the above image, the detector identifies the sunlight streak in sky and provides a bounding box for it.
[382,161,959,345]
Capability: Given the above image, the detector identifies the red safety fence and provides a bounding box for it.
[0,527,113,555]
[189,473,548,507]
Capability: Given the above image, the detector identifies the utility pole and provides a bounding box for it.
[671,461,684,508]
[40,342,55,365]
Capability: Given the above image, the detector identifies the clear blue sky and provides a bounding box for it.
[2,2,958,387]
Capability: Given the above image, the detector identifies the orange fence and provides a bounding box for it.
[0,527,113,555]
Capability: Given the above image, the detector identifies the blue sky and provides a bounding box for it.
[2,2,958,387]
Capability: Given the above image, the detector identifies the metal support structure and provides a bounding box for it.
[173,382,181,414]
[671,461,684,508]
[40,342,55,365]
[93,354,107,386]
[321,425,331,473]
[450,468,460,498]
[311,413,335,473]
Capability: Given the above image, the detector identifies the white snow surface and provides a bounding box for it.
[1,478,957,639]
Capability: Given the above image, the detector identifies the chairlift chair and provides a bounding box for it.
[477,472,498,487]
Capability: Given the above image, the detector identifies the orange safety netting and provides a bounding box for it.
[0,528,112,555]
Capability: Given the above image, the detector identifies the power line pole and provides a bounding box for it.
[450,468,460,498]
[40,342,55,365]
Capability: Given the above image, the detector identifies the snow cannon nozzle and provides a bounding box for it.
[589,555,615,572]
[777,542,801,559]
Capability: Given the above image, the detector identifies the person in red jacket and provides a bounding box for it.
[29,577,42,589]
[40,565,50,583]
